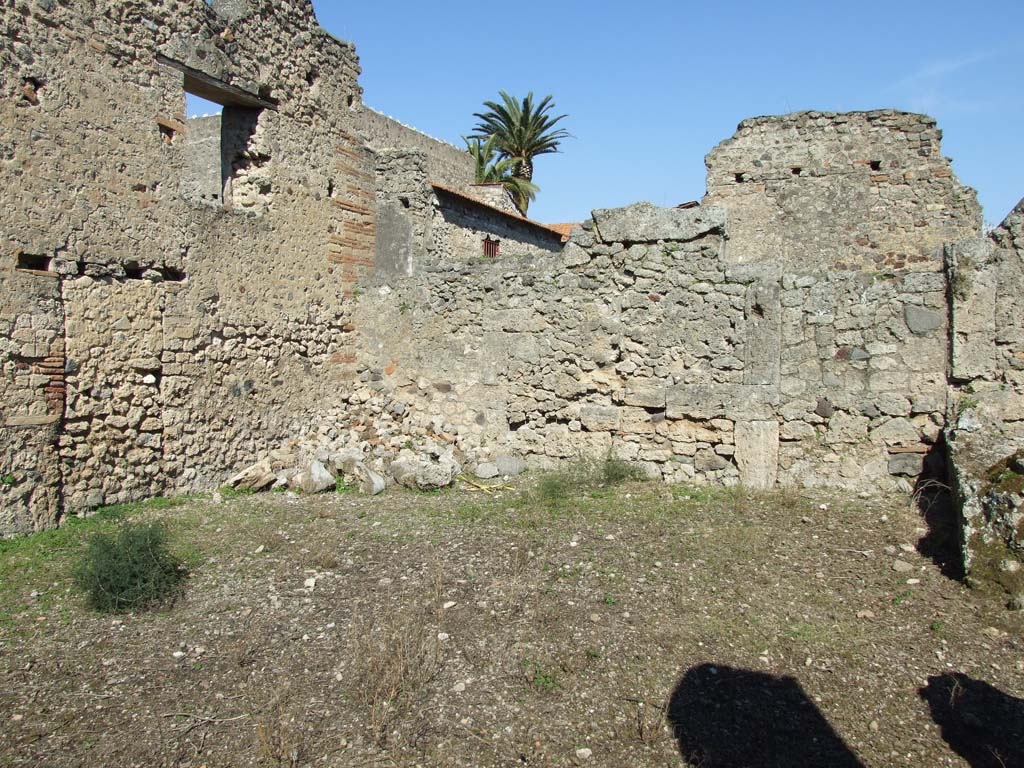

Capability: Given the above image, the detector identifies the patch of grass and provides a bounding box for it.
[348,602,443,746]
[671,484,717,504]
[335,476,357,494]
[255,692,305,767]
[537,472,574,509]
[219,485,253,500]
[523,659,559,693]
[1,474,15,487]
[0,497,194,625]
[72,520,187,613]
[453,503,488,523]
[892,589,913,606]
[599,456,645,485]
[534,456,643,510]
[957,395,979,416]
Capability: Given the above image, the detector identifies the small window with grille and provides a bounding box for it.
[483,237,500,258]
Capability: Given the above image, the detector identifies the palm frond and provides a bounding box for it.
[468,91,571,182]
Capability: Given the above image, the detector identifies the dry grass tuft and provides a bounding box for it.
[348,561,446,746]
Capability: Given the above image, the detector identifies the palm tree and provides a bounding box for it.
[464,135,539,216]
[470,91,569,213]
[465,135,505,183]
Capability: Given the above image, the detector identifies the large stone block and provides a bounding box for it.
[591,202,726,244]
[744,279,782,386]
[666,384,777,421]
[734,420,779,489]
[580,405,620,432]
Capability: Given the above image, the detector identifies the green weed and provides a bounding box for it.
[73,520,187,613]
[599,456,645,485]
[523,660,558,693]
[219,485,254,500]
[892,589,913,606]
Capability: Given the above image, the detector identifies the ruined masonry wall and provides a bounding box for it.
[431,189,565,261]
[0,2,1008,544]
[355,201,949,490]
[705,111,980,271]
[945,199,1024,581]
[372,150,564,278]
[357,107,476,191]
[1,0,370,530]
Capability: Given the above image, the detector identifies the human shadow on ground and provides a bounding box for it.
[914,437,964,580]
[666,663,865,767]
[920,673,1024,768]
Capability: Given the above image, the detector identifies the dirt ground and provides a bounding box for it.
[1,476,1022,767]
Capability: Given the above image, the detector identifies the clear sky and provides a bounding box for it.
[309,1,1021,226]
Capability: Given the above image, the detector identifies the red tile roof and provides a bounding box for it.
[546,223,578,243]
[429,182,567,241]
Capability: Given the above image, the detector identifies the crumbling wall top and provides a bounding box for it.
[704,109,981,270]
[211,0,316,24]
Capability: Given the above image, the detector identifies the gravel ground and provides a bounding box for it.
[1,478,1021,767]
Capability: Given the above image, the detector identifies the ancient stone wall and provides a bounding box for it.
[0,269,64,534]
[1,0,1014,555]
[355,198,950,490]
[705,111,980,271]
[357,106,476,190]
[373,149,564,277]
[945,199,1024,592]
[1,0,369,529]
[466,183,522,216]
[373,150,435,277]
[430,186,566,260]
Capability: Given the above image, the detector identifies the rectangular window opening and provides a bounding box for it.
[162,266,187,282]
[182,89,226,206]
[16,253,52,273]
[483,237,500,258]
[162,59,274,213]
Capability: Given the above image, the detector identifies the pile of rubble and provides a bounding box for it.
[225,395,526,496]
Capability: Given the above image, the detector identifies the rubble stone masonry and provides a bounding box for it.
[1,0,367,531]
[1,0,1021,594]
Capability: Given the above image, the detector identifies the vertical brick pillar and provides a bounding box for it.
[327,131,377,380]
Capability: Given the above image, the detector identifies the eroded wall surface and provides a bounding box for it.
[356,193,951,491]
[1,0,1014,554]
[372,149,564,278]
[1,0,371,527]
[357,107,476,190]
[705,111,980,270]
[945,200,1024,590]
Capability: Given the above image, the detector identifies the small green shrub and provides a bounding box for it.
[522,659,558,693]
[599,456,644,485]
[0,474,14,487]
[73,521,186,612]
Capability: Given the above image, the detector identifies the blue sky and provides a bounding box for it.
[271,2,1024,224]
